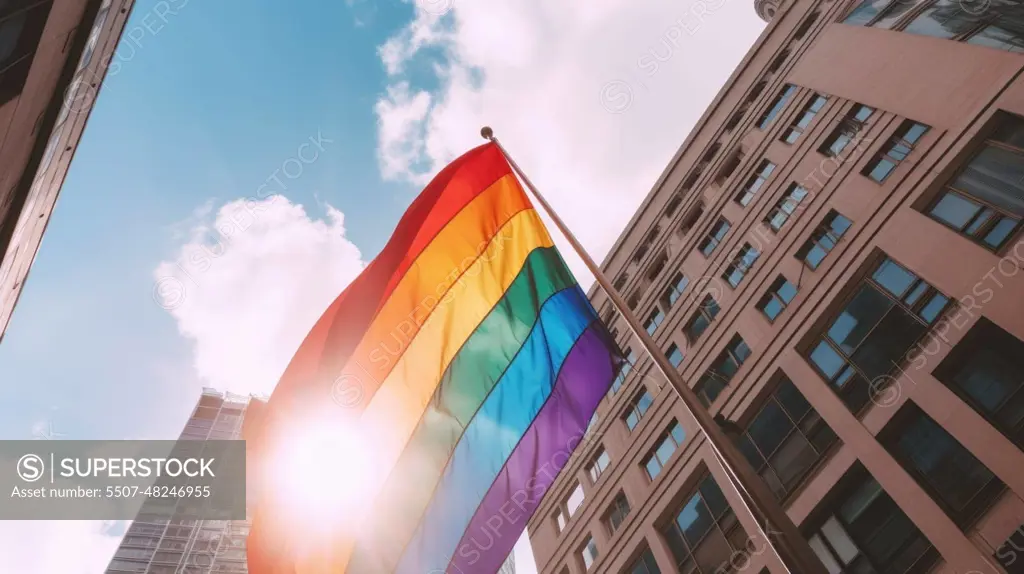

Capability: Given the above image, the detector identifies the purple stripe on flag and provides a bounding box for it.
[447,326,616,574]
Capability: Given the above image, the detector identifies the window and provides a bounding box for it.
[766,183,809,232]
[662,474,748,573]
[808,256,949,414]
[807,462,937,574]
[781,94,828,144]
[679,203,705,237]
[554,482,585,531]
[610,348,636,394]
[627,547,662,574]
[796,210,852,270]
[738,376,839,500]
[820,104,875,158]
[735,160,775,206]
[842,0,1024,53]
[644,307,666,335]
[698,218,731,256]
[603,492,631,535]
[623,388,654,431]
[663,273,689,307]
[580,535,599,570]
[587,448,611,483]
[696,336,751,407]
[934,318,1024,449]
[904,0,999,41]
[967,21,1024,54]
[864,121,930,183]
[667,343,684,368]
[881,403,1005,528]
[758,276,798,322]
[0,1,54,105]
[844,0,923,29]
[723,244,760,288]
[926,115,1024,251]
[758,84,797,129]
[643,420,686,479]
[684,296,721,343]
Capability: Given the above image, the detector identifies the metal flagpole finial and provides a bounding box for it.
[480,126,494,140]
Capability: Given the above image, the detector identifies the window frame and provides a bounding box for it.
[819,104,875,158]
[737,375,840,501]
[662,272,689,308]
[878,403,1005,529]
[735,160,776,207]
[757,276,798,322]
[933,317,1024,450]
[695,335,751,407]
[806,461,939,573]
[806,255,952,415]
[642,420,687,480]
[667,343,684,368]
[603,491,632,536]
[863,120,930,183]
[923,117,1024,252]
[723,243,761,288]
[580,534,599,570]
[698,218,731,257]
[765,183,810,233]
[796,210,852,270]
[644,307,666,335]
[684,295,721,343]
[586,447,612,484]
[780,94,829,144]
[623,387,654,432]
[660,472,748,573]
[757,84,797,129]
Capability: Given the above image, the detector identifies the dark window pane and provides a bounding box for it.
[777,379,812,419]
[693,530,733,573]
[677,496,715,546]
[849,307,927,381]
[891,408,998,513]
[700,477,730,518]
[748,401,793,456]
[968,24,1024,53]
[904,0,984,39]
[828,285,894,354]
[952,144,1024,218]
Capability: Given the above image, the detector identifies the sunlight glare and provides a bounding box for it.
[267,415,375,534]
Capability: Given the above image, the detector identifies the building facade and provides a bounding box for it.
[105,389,266,574]
[0,0,137,342]
[528,1,1024,573]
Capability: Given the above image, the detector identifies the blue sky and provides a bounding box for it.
[0,0,764,571]
[1,0,420,440]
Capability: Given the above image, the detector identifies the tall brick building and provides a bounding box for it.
[529,0,1024,572]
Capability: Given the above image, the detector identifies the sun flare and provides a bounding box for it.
[264,415,377,534]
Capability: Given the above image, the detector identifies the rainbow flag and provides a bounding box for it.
[247,142,620,573]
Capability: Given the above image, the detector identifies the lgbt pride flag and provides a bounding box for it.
[246,141,620,573]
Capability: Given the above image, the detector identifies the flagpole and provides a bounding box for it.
[482,127,827,574]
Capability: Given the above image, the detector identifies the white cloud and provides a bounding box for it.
[0,520,122,574]
[374,0,765,283]
[154,196,366,396]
